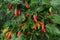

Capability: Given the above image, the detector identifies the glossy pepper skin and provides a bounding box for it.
[14,8,20,16]
[50,12,52,16]
[5,31,12,38]
[33,24,37,30]
[26,13,30,17]
[39,22,46,32]
[33,14,37,22]
[25,2,29,8]
[20,24,24,27]
[17,31,21,37]
[8,4,13,10]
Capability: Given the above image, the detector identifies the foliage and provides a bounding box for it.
[0,0,60,40]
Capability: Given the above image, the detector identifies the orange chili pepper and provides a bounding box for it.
[5,31,12,38]
[17,31,21,37]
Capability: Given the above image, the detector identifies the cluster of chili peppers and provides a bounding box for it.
[33,13,46,32]
[4,30,21,38]
[8,2,29,16]
[6,2,54,39]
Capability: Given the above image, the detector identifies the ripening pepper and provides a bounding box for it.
[14,8,20,16]
[2,28,8,34]
[17,31,21,37]
[5,31,12,38]
[49,7,52,16]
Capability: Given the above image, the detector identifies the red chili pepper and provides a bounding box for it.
[25,3,29,8]
[8,4,13,10]
[33,24,37,30]
[17,31,21,37]
[14,8,20,16]
[26,13,30,17]
[33,14,37,22]
[50,12,52,16]
[41,26,46,32]
[20,24,24,27]
[39,22,46,32]
[43,29,46,32]
[5,31,12,38]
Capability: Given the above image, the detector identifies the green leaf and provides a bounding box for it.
[3,21,10,28]
[51,14,60,24]
[42,0,50,5]
[51,0,60,6]
[15,33,26,40]
[4,0,23,4]
[0,10,6,20]
[37,24,40,29]
[10,34,16,40]
[16,14,26,23]
[22,24,29,31]
[30,0,39,7]
[32,35,37,40]
[46,24,60,36]
[37,6,44,12]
